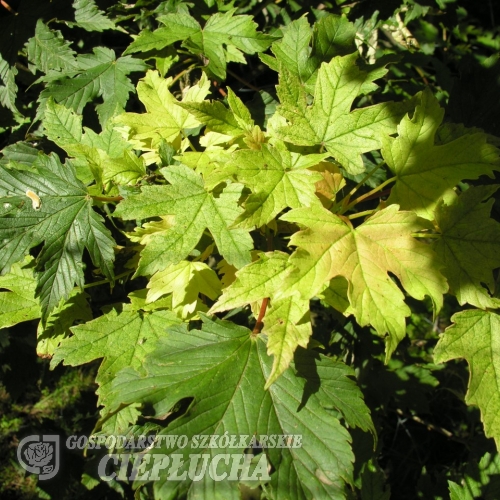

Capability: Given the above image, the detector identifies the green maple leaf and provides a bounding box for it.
[108,315,370,498]
[434,186,500,309]
[223,143,326,228]
[0,55,19,114]
[260,14,356,92]
[210,252,313,383]
[0,154,115,320]
[281,204,448,359]
[179,87,255,138]
[274,52,412,175]
[39,47,146,125]
[43,98,143,185]
[26,20,77,74]
[124,10,274,79]
[72,0,117,32]
[114,164,253,275]
[115,70,210,161]
[51,307,182,420]
[37,289,92,358]
[0,256,40,329]
[146,260,221,318]
[0,256,91,357]
[382,89,500,219]
[434,310,500,449]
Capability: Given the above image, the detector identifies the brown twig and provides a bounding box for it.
[252,298,269,335]
[360,187,392,203]
[1,0,16,14]
[226,68,261,93]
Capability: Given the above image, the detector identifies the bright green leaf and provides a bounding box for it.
[72,0,117,32]
[114,164,253,275]
[224,143,326,228]
[275,53,412,175]
[383,89,500,219]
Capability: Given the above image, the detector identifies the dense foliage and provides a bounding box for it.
[1,0,500,498]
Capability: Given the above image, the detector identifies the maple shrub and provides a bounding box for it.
[1,0,500,498]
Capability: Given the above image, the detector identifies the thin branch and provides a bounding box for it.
[226,68,261,93]
[341,176,396,213]
[252,298,269,335]
[338,162,386,209]
[91,195,123,202]
[0,0,16,14]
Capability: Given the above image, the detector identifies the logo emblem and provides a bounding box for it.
[17,435,60,480]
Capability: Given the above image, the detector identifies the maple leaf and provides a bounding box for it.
[39,47,146,125]
[222,142,326,228]
[0,256,40,329]
[146,260,222,318]
[124,10,274,79]
[382,89,500,219]
[263,296,312,388]
[51,307,182,424]
[0,154,115,320]
[107,315,369,498]
[0,55,19,114]
[209,251,292,314]
[434,310,500,449]
[274,52,412,175]
[26,20,77,74]
[260,14,356,92]
[72,0,117,32]
[43,98,144,186]
[115,70,210,162]
[434,186,500,309]
[114,164,253,275]
[281,204,448,359]
[180,87,253,135]
[210,252,313,383]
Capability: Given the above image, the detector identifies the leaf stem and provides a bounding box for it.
[91,195,123,203]
[226,69,261,92]
[0,0,16,14]
[170,64,197,86]
[342,176,396,213]
[252,226,274,335]
[339,162,386,209]
[252,298,269,335]
[348,209,377,220]
[82,270,133,290]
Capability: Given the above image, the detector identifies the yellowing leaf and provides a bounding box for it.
[383,89,500,219]
[434,310,500,449]
[209,251,292,314]
[281,204,448,359]
[115,70,210,161]
[146,260,221,318]
[263,296,311,388]
[434,185,500,309]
